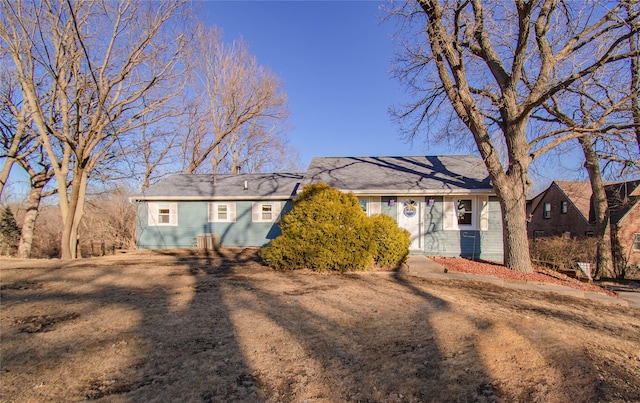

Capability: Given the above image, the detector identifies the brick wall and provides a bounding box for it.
[527,184,594,238]
[614,203,640,267]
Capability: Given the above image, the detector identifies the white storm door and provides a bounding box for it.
[397,197,423,251]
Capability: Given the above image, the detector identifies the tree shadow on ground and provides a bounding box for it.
[0,249,258,401]
[2,250,639,401]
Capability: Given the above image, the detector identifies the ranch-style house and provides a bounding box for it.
[132,155,504,262]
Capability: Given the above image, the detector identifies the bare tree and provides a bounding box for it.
[81,185,137,252]
[628,3,640,153]
[542,62,639,278]
[0,69,36,200]
[181,25,291,174]
[14,151,56,258]
[389,0,639,272]
[0,66,59,258]
[1,0,188,258]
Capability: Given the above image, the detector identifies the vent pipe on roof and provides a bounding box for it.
[244,180,248,190]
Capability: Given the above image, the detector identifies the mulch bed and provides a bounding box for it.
[429,257,617,297]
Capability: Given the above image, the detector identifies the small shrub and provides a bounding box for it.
[370,213,410,268]
[260,183,375,272]
[529,236,597,270]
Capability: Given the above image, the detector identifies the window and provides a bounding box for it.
[443,196,488,231]
[158,207,171,224]
[534,230,544,239]
[252,202,281,223]
[585,231,594,237]
[148,203,177,226]
[561,201,568,214]
[358,199,367,212]
[456,199,473,226]
[208,203,236,223]
[634,233,640,251]
[543,203,551,219]
[357,197,381,216]
[218,204,228,220]
[261,204,273,221]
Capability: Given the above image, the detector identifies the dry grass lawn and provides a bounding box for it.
[1,248,639,402]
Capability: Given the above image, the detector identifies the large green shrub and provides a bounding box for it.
[261,183,375,272]
[261,183,411,272]
[370,213,411,268]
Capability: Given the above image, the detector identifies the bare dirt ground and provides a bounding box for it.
[1,248,639,402]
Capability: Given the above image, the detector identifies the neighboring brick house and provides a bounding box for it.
[527,180,640,268]
[607,180,640,268]
[526,181,594,239]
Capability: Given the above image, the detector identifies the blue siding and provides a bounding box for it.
[136,195,503,262]
[381,196,398,220]
[136,200,293,249]
[480,197,504,261]
[420,196,503,262]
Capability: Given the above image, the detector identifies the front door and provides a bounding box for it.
[397,197,422,251]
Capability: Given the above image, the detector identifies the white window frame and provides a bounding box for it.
[543,203,551,219]
[252,202,282,223]
[208,202,236,223]
[634,233,640,251]
[148,203,178,226]
[358,197,381,216]
[443,196,488,231]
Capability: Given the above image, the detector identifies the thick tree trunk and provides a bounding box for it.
[490,166,534,273]
[579,136,613,279]
[60,173,85,259]
[16,184,42,258]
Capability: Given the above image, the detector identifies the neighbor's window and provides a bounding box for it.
[148,203,177,226]
[634,233,640,251]
[561,201,568,214]
[585,231,594,237]
[543,203,551,219]
[534,230,544,239]
[457,199,473,226]
[208,203,236,223]
[252,202,281,223]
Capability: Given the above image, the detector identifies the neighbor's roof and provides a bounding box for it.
[606,179,640,225]
[554,181,593,220]
[302,155,493,195]
[530,179,640,226]
[132,173,304,201]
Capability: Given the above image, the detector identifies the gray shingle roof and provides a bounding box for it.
[132,173,304,201]
[132,155,495,200]
[302,155,492,194]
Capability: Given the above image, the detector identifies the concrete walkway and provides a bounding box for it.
[405,255,638,309]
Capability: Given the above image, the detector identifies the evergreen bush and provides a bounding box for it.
[370,213,411,267]
[261,183,411,272]
[260,183,375,272]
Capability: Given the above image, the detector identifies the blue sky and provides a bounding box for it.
[199,0,455,169]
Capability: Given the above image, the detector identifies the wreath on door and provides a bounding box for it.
[403,199,417,218]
